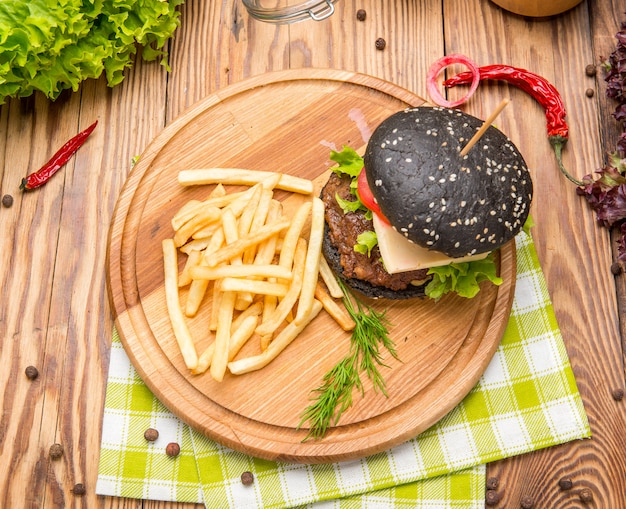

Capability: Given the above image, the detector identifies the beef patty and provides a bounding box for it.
[320,172,430,297]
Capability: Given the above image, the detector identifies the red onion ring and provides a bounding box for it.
[427,54,480,108]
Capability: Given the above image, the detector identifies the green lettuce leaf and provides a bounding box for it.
[354,230,378,257]
[330,146,364,178]
[330,146,372,219]
[335,192,362,214]
[425,254,503,300]
[0,0,184,103]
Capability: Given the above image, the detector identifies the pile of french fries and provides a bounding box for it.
[162,168,355,382]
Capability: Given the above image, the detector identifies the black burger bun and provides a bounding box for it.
[363,106,533,258]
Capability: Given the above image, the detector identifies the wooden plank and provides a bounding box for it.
[590,0,626,356]
[0,89,88,505]
[442,0,626,506]
[36,58,168,506]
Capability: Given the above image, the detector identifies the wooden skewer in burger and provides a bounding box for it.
[321,100,532,300]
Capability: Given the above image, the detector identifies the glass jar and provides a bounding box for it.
[241,0,339,24]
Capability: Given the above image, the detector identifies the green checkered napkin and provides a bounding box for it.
[96,230,590,508]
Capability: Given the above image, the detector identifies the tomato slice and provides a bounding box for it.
[357,169,390,224]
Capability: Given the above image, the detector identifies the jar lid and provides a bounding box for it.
[241,0,339,24]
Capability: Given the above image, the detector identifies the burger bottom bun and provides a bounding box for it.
[322,224,428,300]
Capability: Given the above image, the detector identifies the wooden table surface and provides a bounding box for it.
[1,0,625,507]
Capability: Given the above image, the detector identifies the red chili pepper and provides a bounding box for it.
[20,120,98,191]
[443,65,582,186]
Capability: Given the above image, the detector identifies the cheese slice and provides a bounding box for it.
[372,214,488,273]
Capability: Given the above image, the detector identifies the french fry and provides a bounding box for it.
[206,220,291,267]
[220,277,289,297]
[260,172,282,190]
[260,336,272,351]
[162,239,198,370]
[223,183,264,218]
[185,278,209,318]
[179,236,212,254]
[172,199,201,229]
[209,182,227,199]
[231,301,263,331]
[314,282,355,331]
[178,168,314,194]
[174,205,222,247]
[259,294,276,351]
[210,290,237,382]
[237,184,262,237]
[221,208,255,302]
[228,299,323,375]
[255,238,307,337]
[178,249,202,287]
[319,254,343,299]
[278,201,312,270]
[243,188,274,264]
[190,264,292,281]
[210,211,241,331]
[208,277,222,331]
[253,200,282,265]
[172,189,244,231]
[171,183,225,230]
[227,314,259,361]
[235,294,254,312]
[200,227,226,264]
[294,197,325,325]
[233,185,267,308]
[185,229,226,317]
[193,340,214,375]
[193,308,261,374]
[221,208,240,246]
[191,221,222,240]
[255,204,282,344]
[177,183,227,231]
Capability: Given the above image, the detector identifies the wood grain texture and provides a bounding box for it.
[448,1,626,507]
[107,70,517,463]
[0,0,624,507]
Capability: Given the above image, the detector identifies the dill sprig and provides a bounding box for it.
[298,280,397,441]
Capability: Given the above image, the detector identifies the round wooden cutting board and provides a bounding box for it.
[107,69,517,463]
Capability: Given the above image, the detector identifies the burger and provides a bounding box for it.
[321,106,533,300]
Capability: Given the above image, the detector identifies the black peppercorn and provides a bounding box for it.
[375,38,386,50]
[585,64,597,77]
[144,428,159,441]
[25,365,39,380]
[241,471,254,486]
[612,388,624,401]
[49,443,64,460]
[520,496,535,509]
[611,261,623,275]
[1,194,13,208]
[558,477,573,490]
[165,442,180,457]
[486,477,499,490]
[485,489,500,505]
[71,483,86,495]
[356,9,366,21]
[579,487,593,503]
[585,88,594,98]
